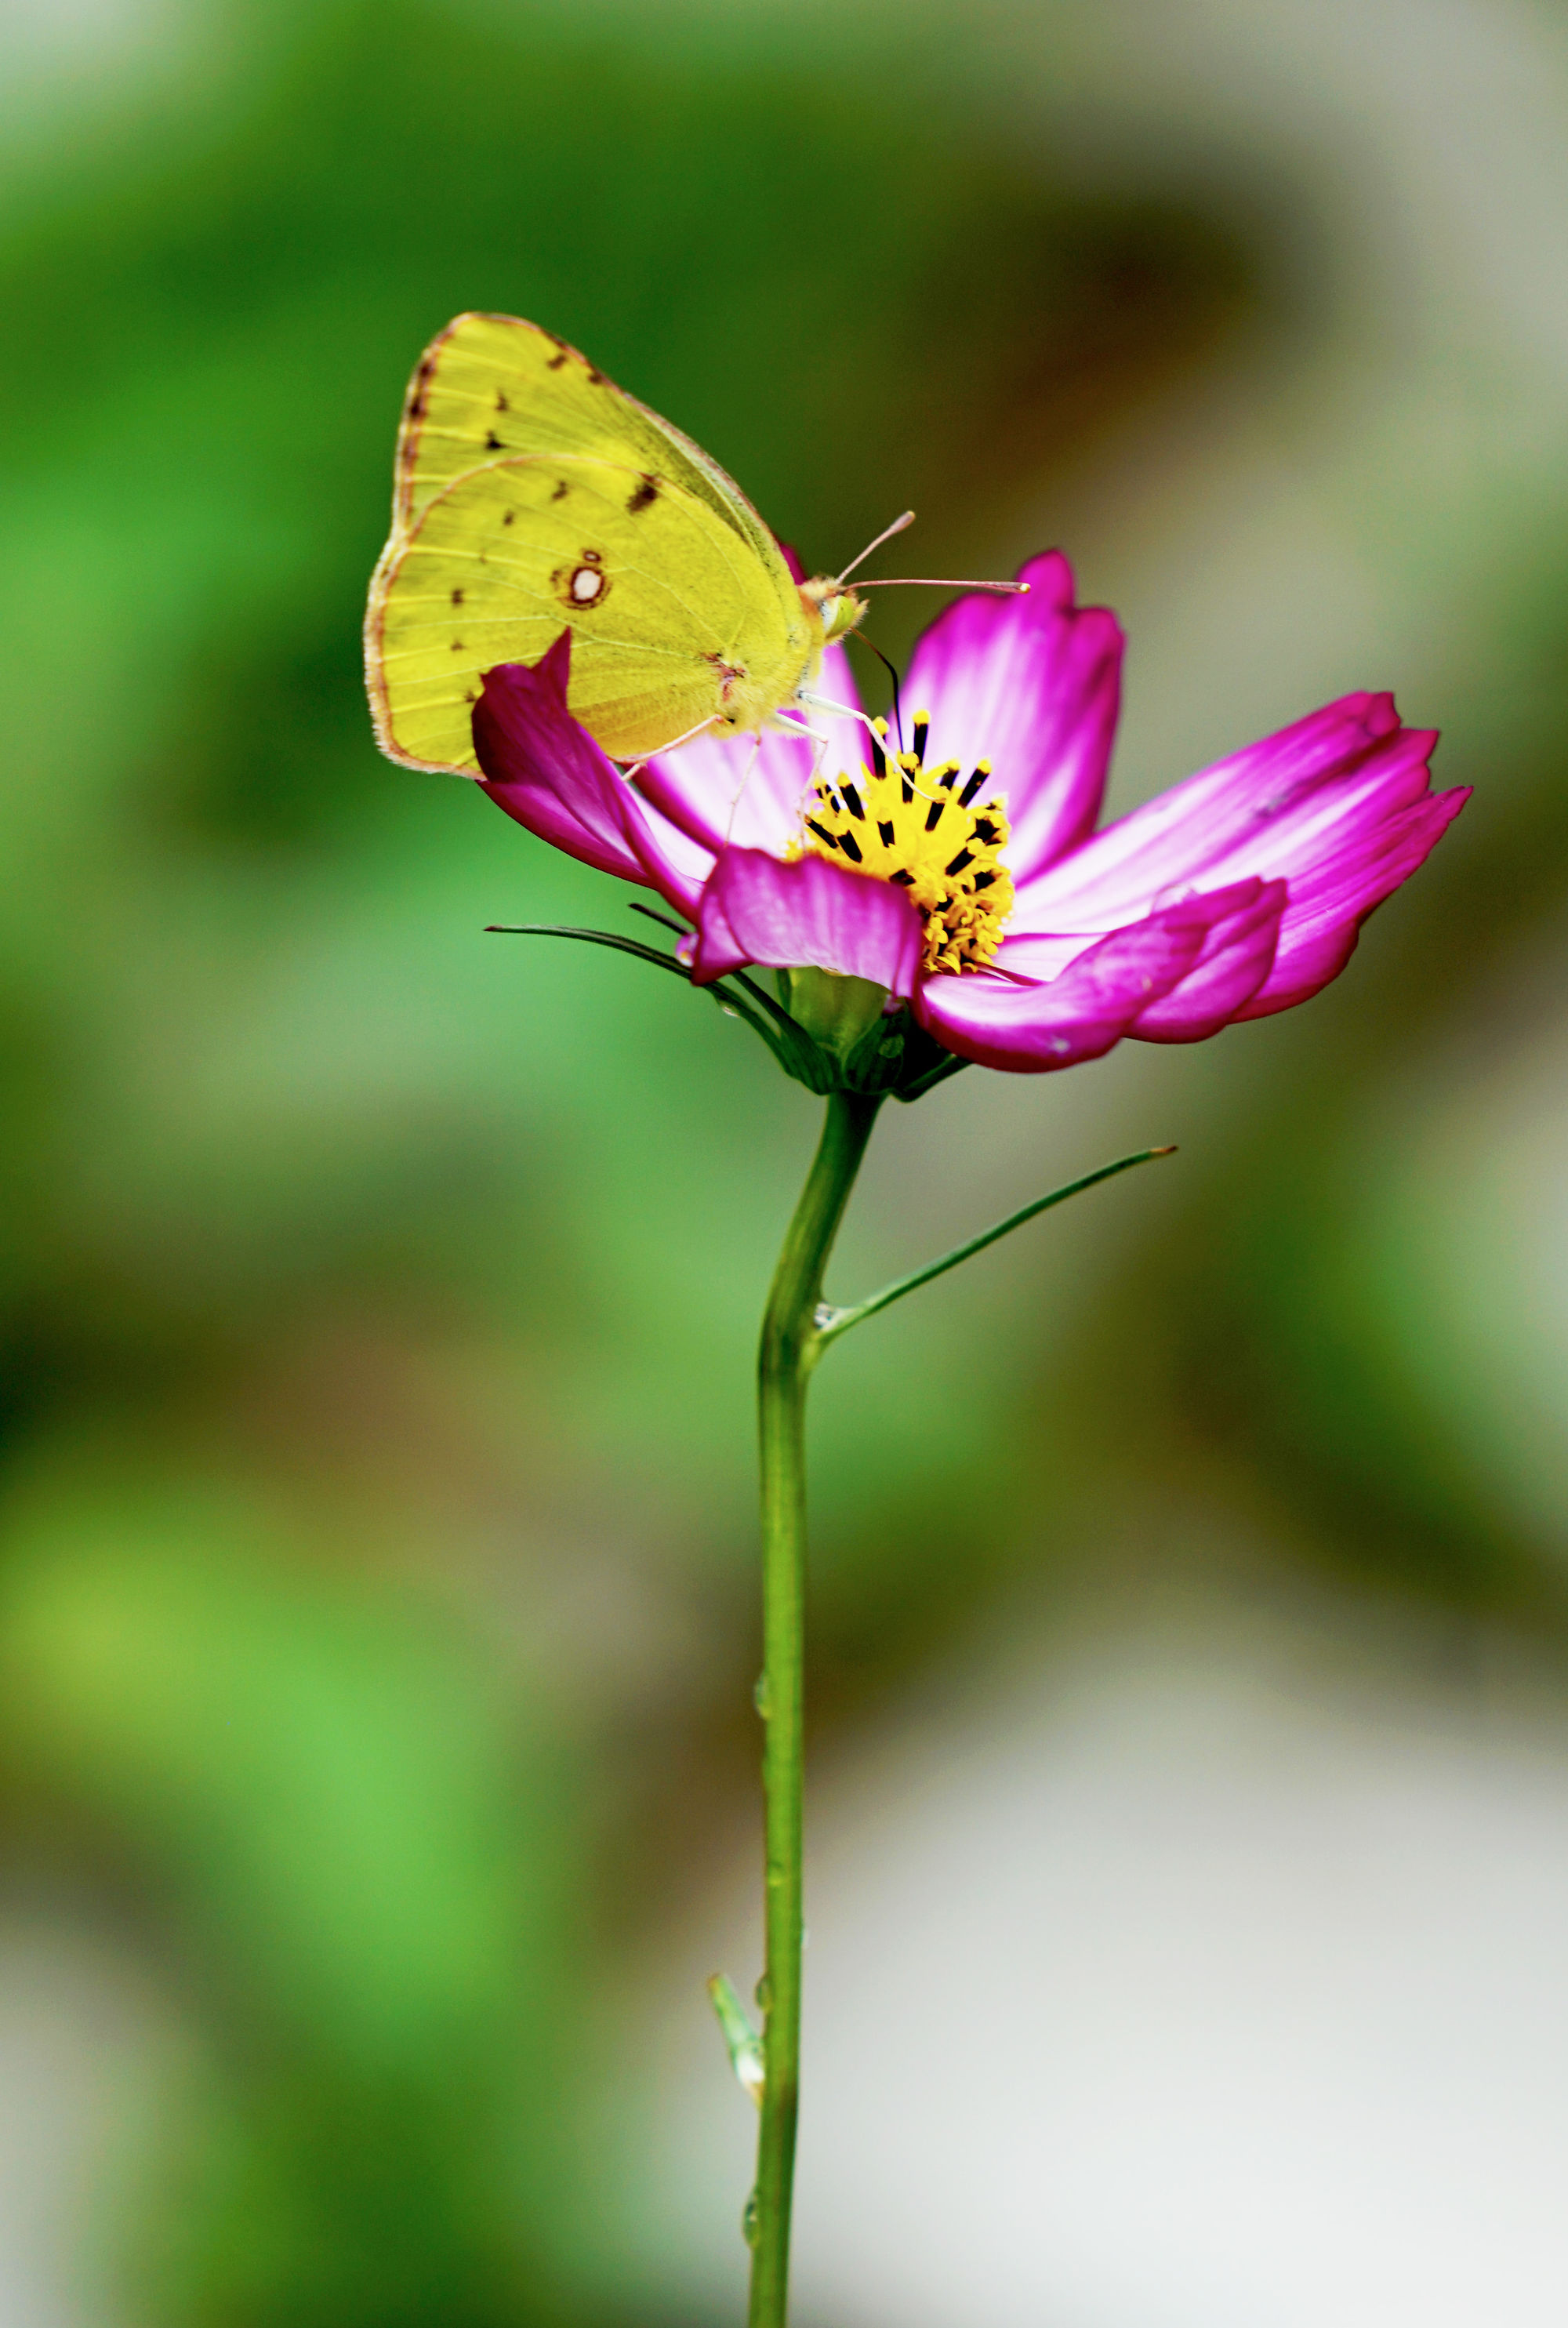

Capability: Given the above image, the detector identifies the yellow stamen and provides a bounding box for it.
[792,737,1014,976]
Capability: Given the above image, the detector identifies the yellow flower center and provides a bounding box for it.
[793,712,1014,975]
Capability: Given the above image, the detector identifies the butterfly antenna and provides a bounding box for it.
[846,633,906,752]
[835,510,915,587]
[857,576,1029,594]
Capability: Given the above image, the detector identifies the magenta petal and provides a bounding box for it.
[1236,786,1469,1018]
[1004,692,1468,1028]
[691,848,924,994]
[1014,692,1421,924]
[1133,878,1285,1041]
[474,636,648,884]
[612,790,713,918]
[916,889,1267,1072]
[904,551,1123,884]
[474,637,712,913]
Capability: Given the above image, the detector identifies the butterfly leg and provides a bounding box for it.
[622,712,721,776]
[770,713,840,822]
[724,732,766,845]
[795,692,955,811]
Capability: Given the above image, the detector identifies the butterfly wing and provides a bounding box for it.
[395,315,789,588]
[368,454,818,771]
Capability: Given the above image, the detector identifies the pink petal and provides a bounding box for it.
[610,791,713,918]
[1014,692,1422,924]
[1133,878,1285,1041]
[1002,693,1469,1028]
[474,637,713,914]
[691,848,924,995]
[1236,786,1468,1018]
[916,885,1267,1072]
[634,643,865,857]
[903,550,1123,885]
[474,635,648,884]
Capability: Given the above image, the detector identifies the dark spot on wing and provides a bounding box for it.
[586,368,604,384]
[502,510,515,526]
[495,390,509,412]
[627,475,659,514]
[451,587,465,606]
[485,430,504,451]
[551,479,569,502]
[451,639,464,651]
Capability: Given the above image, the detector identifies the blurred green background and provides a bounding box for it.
[2,1,1566,2323]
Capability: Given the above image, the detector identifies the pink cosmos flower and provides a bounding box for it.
[474,552,1467,1079]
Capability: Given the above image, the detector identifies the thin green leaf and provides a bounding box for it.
[627,901,694,938]
[486,923,691,979]
[488,921,804,1070]
[625,905,819,1052]
[814,1145,1177,1350]
[895,1050,971,1102]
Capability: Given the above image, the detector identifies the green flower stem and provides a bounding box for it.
[750,1087,883,2328]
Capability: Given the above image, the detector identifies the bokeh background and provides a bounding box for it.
[2,0,1566,2321]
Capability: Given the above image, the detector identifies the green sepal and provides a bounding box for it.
[778,968,887,1060]
[838,1001,965,1099]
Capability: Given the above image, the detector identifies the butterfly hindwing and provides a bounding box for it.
[368,455,814,771]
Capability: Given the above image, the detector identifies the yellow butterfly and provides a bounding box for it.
[365,313,867,772]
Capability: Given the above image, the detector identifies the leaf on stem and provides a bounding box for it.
[815,1146,1177,1349]
[707,1972,765,2105]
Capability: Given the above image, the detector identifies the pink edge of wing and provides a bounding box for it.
[903,551,1123,887]
[472,637,712,915]
[914,881,1272,1072]
[691,847,924,995]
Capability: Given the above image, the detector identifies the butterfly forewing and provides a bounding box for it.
[368,456,812,771]
[396,312,785,595]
